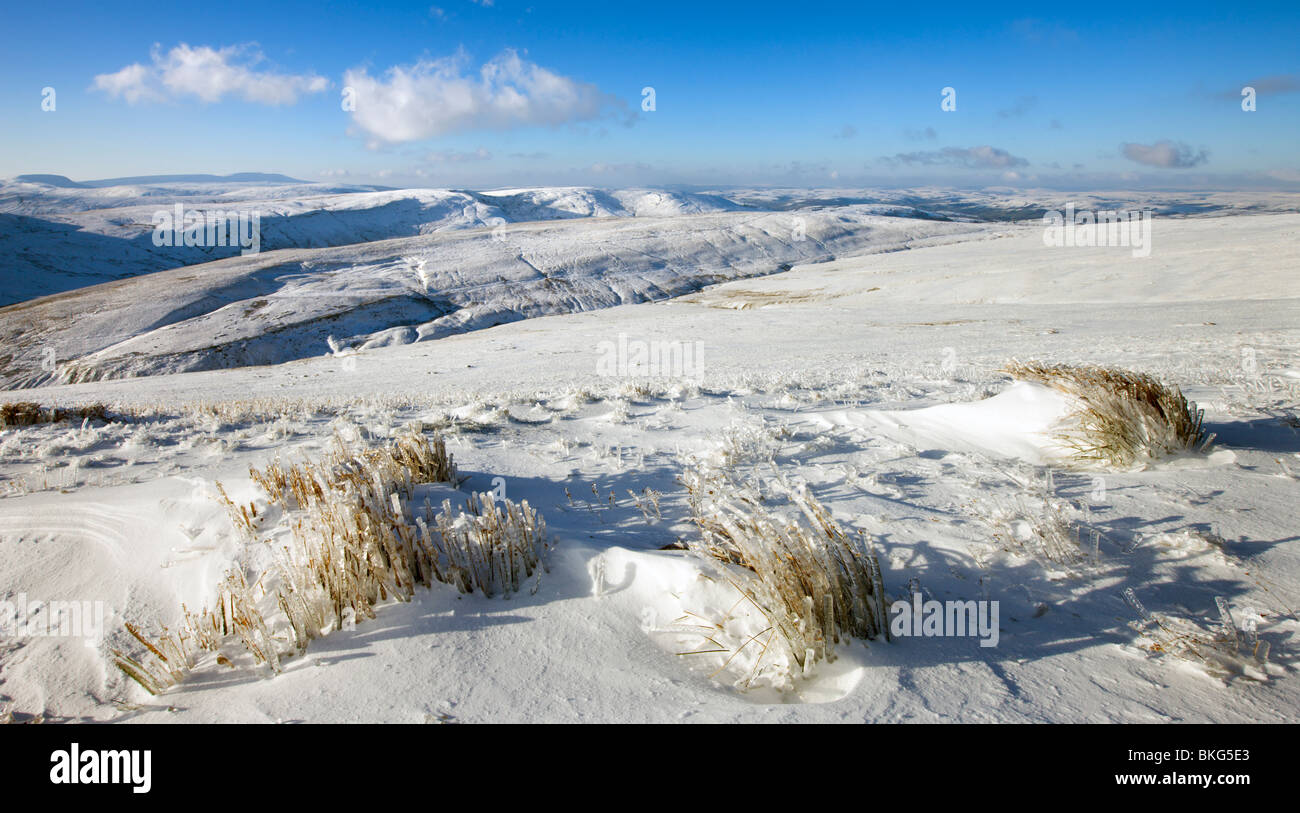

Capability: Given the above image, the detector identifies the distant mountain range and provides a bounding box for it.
[12,172,306,188]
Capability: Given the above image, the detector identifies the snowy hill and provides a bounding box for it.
[0,180,752,306]
[0,210,1296,723]
[9,179,1297,309]
[0,201,994,387]
[14,172,306,188]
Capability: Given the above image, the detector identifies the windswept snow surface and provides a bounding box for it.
[0,198,1297,723]
[811,381,1078,466]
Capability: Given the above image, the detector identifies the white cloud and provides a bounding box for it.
[91,63,166,104]
[1121,140,1209,168]
[93,44,329,105]
[343,49,612,144]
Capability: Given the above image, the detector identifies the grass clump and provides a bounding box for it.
[429,493,550,597]
[0,402,112,427]
[1123,589,1271,680]
[987,496,1095,571]
[113,568,276,695]
[1002,361,1213,468]
[679,467,890,683]
[114,430,550,695]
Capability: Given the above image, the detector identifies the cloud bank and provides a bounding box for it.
[93,44,329,105]
[1121,140,1209,168]
[343,49,616,144]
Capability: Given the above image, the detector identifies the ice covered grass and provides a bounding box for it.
[0,401,112,427]
[966,469,1112,576]
[677,466,890,685]
[980,494,1101,574]
[114,430,550,695]
[1002,361,1213,468]
[1123,589,1274,681]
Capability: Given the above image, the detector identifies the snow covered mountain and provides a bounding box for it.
[0,180,1002,387]
[9,179,1298,390]
[9,178,1297,311]
[0,179,751,306]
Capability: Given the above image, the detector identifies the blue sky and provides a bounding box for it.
[3,1,1298,189]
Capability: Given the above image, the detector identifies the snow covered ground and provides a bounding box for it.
[0,187,1297,723]
[0,205,993,387]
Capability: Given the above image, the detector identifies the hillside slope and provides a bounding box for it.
[0,208,994,387]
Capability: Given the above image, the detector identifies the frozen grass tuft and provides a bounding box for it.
[714,420,788,468]
[115,430,550,695]
[678,466,889,686]
[980,494,1104,574]
[1123,589,1272,680]
[1003,361,1212,468]
[113,567,275,695]
[0,402,112,427]
[427,493,551,598]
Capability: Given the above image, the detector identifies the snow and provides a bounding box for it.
[0,180,747,306]
[0,186,1297,723]
[0,196,995,387]
[811,381,1077,466]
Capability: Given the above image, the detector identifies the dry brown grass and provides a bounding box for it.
[114,430,550,695]
[0,402,112,427]
[427,493,550,597]
[1003,361,1212,467]
[680,467,890,676]
[113,566,275,694]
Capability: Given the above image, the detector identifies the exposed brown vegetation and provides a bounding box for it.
[680,467,890,677]
[115,430,550,695]
[1003,361,1212,467]
[0,402,112,427]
